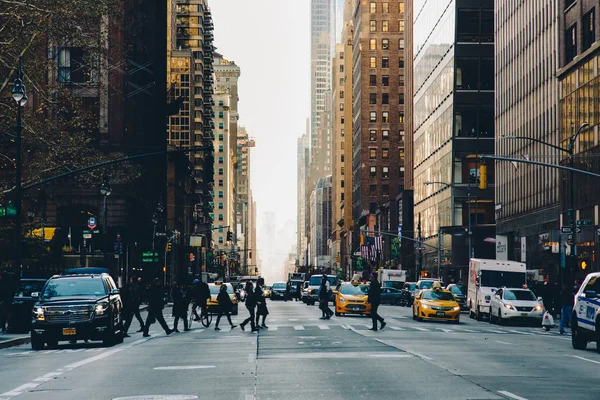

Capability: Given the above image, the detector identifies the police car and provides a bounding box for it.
[572,272,600,352]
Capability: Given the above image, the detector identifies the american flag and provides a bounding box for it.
[361,245,369,259]
[374,236,383,253]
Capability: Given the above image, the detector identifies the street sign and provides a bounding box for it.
[83,230,92,239]
[87,217,97,230]
[576,220,593,226]
[155,232,167,237]
[142,251,159,263]
[0,204,17,218]
[566,233,573,241]
[561,227,582,234]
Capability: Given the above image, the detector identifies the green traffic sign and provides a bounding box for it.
[576,220,593,226]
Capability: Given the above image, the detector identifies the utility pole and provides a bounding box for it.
[417,213,423,281]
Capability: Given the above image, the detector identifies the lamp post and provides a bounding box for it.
[502,121,589,278]
[424,180,472,276]
[12,56,28,274]
[100,179,112,263]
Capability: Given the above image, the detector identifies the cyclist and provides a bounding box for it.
[191,279,211,322]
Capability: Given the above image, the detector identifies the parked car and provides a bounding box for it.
[488,287,543,325]
[572,272,600,351]
[8,278,47,333]
[30,272,123,350]
[380,287,403,305]
[446,283,468,311]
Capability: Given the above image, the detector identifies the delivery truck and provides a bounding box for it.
[378,269,407,290]
[467,258,527,321]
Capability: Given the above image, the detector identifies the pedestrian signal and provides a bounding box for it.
[166,243,172,252]
[189,253,195,262]
[579,259,589,270]
[360,234,365,245]
[336,253,340,263]
[227,231,233,241]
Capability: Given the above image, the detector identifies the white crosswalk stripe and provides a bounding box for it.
[389,326,405,331]
[293,326,305,331]
[318,325,330,330]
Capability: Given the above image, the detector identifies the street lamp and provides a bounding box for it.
[100,180,112,263]
[502,122,589,278]
[12,56,28,274]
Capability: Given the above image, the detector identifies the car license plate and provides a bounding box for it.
[436,312,445,316]
[63,328,76,336]
[520,313,528,317]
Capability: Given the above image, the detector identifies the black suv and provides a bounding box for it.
[30,273,123,350]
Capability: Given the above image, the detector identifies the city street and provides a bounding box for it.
[0,300,598,400]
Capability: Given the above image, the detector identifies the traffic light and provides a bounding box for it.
[579,259,589,271]
[189,253,195,262]
[166,243,172,252]
[479,164,487,190]
[227,231,232,242]
[360,234,365,245]
[336,253,340,263]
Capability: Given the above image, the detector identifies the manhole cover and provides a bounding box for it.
[113,396,198,400]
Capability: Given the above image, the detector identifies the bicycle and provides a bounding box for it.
[189,302,212,328]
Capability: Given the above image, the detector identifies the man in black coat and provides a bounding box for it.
[240,281,258,332]
[143,278,173,337]
[367,273,386,331]
[123,277,145,336]
[214,284,236,331]
[172,283,190,332]
[255,278,269,328]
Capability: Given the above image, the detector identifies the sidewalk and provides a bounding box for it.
[0,333,30,349]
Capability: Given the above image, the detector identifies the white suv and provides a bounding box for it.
[572,272,600,352]
[489,287,543,325]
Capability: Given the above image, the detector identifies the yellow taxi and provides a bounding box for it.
[263,285,272,298]
[412,284,460,323]
[207,282,239,315]
[333,281,371,316]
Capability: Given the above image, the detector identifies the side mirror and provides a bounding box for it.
[585,290,597,299]
[31,292,40,299]
[111,289,120,295]
[331,290,338,294]
[537,297,543,303]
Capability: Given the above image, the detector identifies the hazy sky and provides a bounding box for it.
[210,1,310,274]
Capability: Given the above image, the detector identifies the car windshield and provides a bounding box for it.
[340,284,369,295]
[15,281,45,297]
[272,283,286,289]
[309,276,336,286]
[422,291,455,301]
[449,285,465,295]
[419,281,434,289]
[41,278,106,299]
[480,271,525,288]
[405,283,416,290]
[210,284,233,295]
[504,289,536,301]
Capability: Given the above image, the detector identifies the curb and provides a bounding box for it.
[0,336,30,350]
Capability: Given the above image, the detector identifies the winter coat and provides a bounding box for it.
[368,280,381,306]
[319,279,330,302]
[147,285,165,311]
[560,286,575,307]
[172,288,189,316]
[255,285,269,316]
[217,290,234,313]
[245,285,257,308]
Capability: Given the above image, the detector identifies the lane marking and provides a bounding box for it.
[508,330,534,335]
[495,340,514,345]
[485,329,507,334]
[462,329,478,332]
[411,352,434,361]
[293,326,305,331]
[269,325,278,331]
[341,324,350,329]
[154,365,216,370]
[318,325,330,330]
[1,383,41,397]
[288,318,298,321]
[498,390,528,400]
[435,328,453,333]
[390,326,405,331]
[248,354,254,363]
[412,327,429,331]
[368,354,412,358]
[571,355,600,365]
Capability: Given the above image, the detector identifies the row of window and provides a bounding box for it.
[565,8,596,65]
[369,111,405,123]
[368,129,405,142]
[369,38,405,50]
[369,92,405,105]
[369,57,405,70]
[368,148,405,160]
[369,20,405,32]
[370,166,391,178]
[368,2,405,14]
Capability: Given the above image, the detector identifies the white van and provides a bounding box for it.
[468,258,526,321]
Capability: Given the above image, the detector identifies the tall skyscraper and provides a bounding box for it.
[297,129,310,266]
[495,2,560,275]
[557,0,600,276]
[351,0,406,247]
[310,0,335,153]
[413,0,495,281]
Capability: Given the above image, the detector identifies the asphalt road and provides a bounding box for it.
[1,300,599,400]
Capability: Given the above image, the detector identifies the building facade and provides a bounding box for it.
[351,0,406,274]
[310,176,333,269]
[297,130,310,267]
[311,0,336,152]
[558,0,600,279]
[495,1,561,278]
[413,0,495,282]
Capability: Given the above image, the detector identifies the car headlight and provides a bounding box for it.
[33,307,45,321]
[95,302,109,315]
[338,297,346,303]
[421,304,430,309]
[533,305,543,311]
[503,303,515,310]
[453,306,460,311]
[308,289,312,294]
